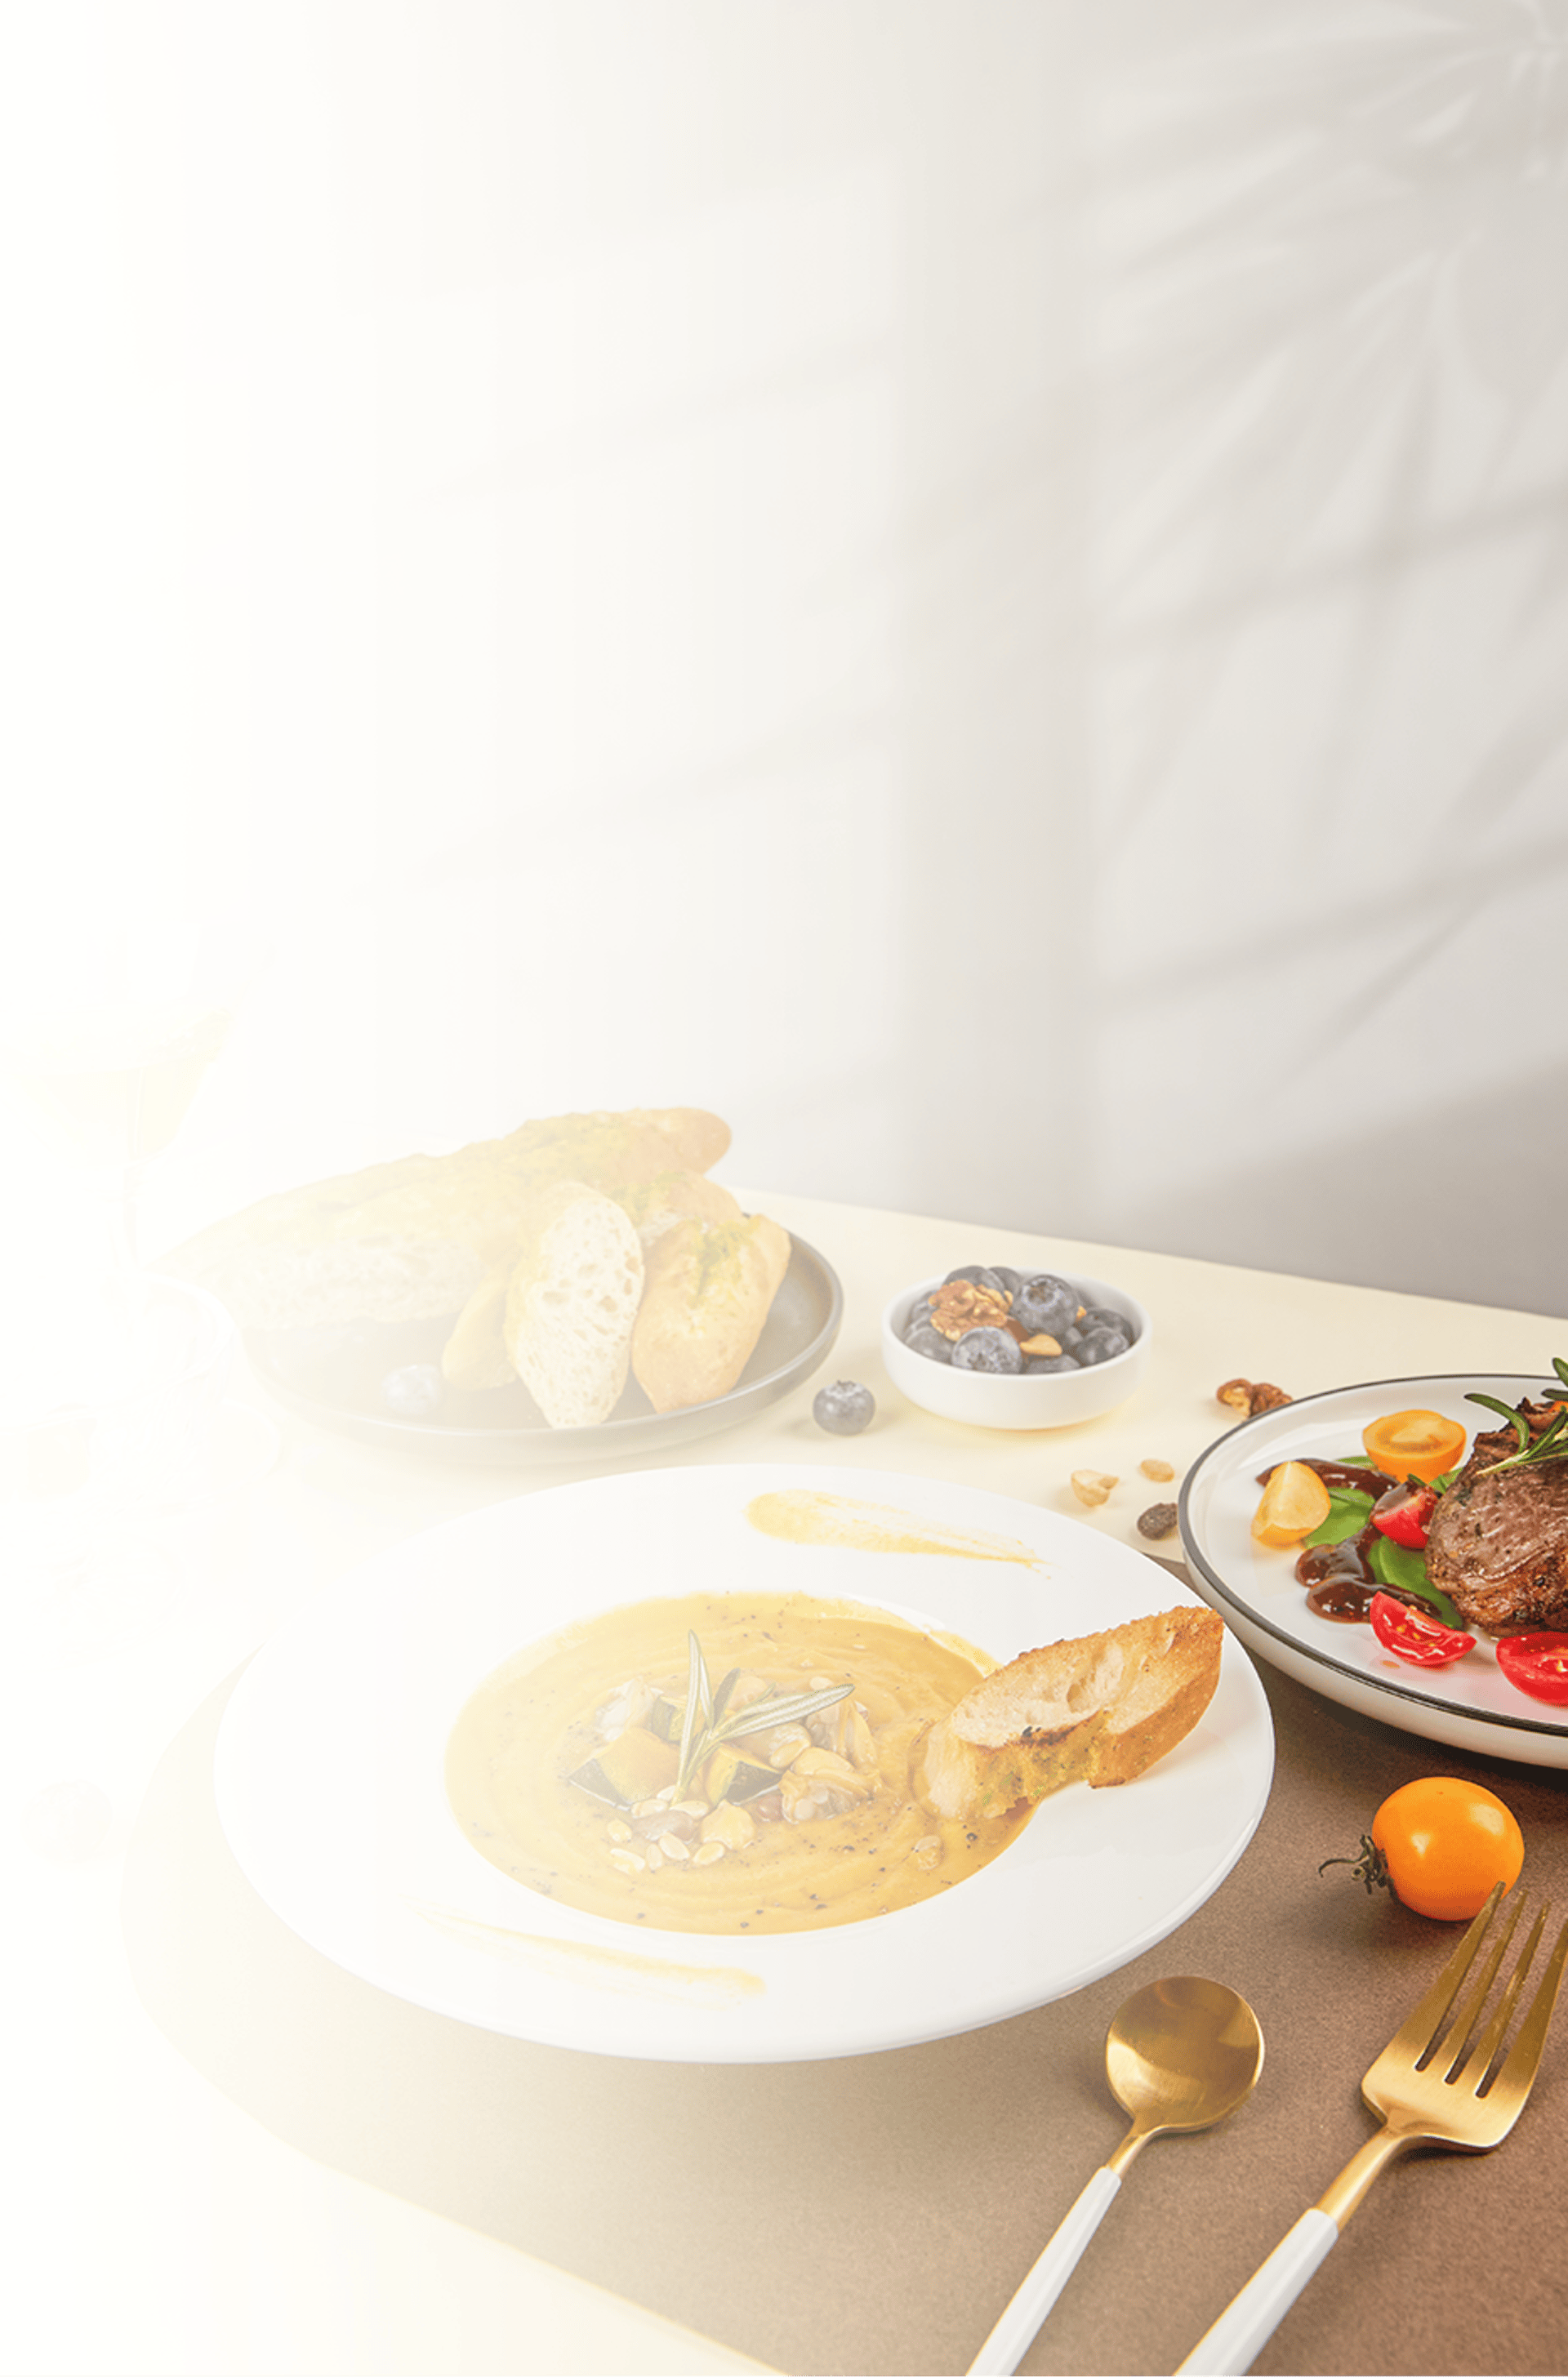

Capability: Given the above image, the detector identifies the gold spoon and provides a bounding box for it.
[967,1976,1265,2376]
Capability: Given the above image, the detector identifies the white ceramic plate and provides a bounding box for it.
[214,1463,1273,2064]
[1180,1374,1568,1770]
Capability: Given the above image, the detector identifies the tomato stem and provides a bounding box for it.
[1318,1833,1391,1895]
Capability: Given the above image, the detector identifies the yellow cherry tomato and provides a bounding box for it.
[1251,1459,1332,1548]
[1353,1778,1524,1920]
[1361,1409,1468,1485]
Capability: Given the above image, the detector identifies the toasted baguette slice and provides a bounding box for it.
[630,1213,791,1414]
[918,1605,1224,1821]
[501,1181,644,1427]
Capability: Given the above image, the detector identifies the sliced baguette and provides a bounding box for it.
[917,1605,1224,1821]
[158,1107,728,1332]
[501,1181,644,1427]
[630,1213,792,1414]
[610,1169,743,1254]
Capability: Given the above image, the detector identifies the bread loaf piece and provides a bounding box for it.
[630,1213,792,1414]
[918,1605,1223,1821]
[159,1107,728,1332]
[501,1182,644,1427]
[610,1169,743,1253]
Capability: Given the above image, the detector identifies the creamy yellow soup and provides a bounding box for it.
[445,1591,1031,1935]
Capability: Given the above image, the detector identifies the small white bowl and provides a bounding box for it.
[881,1269,1152,1431]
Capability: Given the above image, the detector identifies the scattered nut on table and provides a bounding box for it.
[1137,1502,1179,1539]
[1071,1469,1118,1508]
[1140,1458,1174,1481]
[1217,1378,1292,1416]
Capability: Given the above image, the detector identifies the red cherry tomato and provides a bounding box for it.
[1370,1482,1437,1551]
[1369,1592,1475,1668]
[1496,1633,1568,1705]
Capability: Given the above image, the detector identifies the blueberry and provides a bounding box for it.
[381,1361,445,1418]
[1011,1274,1081,1338]
[1080,1306,1135,1343]
[951,1326,1023,1374]
[1073,1328,1128,1368]
[903,1320,953,1363]
[813,1379,875,1435]
[991,1266,1023,1297]
[1025,1352,1079,1374]
[943,1264,1007,1294]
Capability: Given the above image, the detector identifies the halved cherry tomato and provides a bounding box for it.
[1323,1776,1524,1919]
[1368,1591,1475,1668]
[1496,1632,1568,1706]
[1361,1409,1468,1484]
[1251,1459,1332,1547]
[1370,1481,1438,1550]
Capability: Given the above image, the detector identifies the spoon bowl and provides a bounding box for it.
[968,1977,1264,2375]
[1105,1975,1266,2169]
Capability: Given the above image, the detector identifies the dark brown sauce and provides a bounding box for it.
[1297,1525,1380,1623]
[1258,1458,1389,1498]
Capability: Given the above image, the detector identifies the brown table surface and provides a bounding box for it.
[108,1195,1568,2374]
[124,1608,1568,2378]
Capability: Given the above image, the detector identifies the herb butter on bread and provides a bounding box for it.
[631,1213,793,1414]
[917,1605,1223,1821]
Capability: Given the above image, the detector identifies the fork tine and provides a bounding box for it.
[1379,1883,1504,2067]
[1428,1890,1527,2078]
[1450,1900,1545,2086]
[1494,1910,1568,2094]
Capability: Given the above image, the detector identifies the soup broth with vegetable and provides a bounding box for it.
[445,1591,1030,1935]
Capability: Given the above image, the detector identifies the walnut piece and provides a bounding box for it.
[1139,1458,1175,1481]
[926,1280,1013,1340]
[1137,1503,1179,1540]
[1071,1469,1118,1508]
[1216,1378,1293,1417]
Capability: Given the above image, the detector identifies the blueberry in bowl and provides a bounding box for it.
[880,1265,1152,1430]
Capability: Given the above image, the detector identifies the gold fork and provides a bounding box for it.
[1177,1884,1568,2376]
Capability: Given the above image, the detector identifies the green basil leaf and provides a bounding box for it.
[1305,1488,1373,1547]
[1367,1537,1466,1629]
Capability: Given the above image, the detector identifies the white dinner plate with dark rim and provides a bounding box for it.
[1179,1373,1568,1770]
[243,1234,841,1467]
[213,1464,1274,2064]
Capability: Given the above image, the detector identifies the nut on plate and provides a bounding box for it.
[1217,1378,1292,1417]
[1071,1469,1118,1508]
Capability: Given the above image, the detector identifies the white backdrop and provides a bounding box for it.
[5,0,1568,1316]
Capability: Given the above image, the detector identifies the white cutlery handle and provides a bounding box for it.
[1174,2207,1339,2375]
[967,2165,1121,2375]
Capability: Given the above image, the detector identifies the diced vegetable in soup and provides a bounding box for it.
[445,1592,1031,1934]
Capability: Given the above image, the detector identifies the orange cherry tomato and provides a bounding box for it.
[1336,1778,1524,1921]
[1251,1459,1332,1547]
[1361,1409,1468,1485]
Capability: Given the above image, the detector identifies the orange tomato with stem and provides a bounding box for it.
[1321,1777,1523,1920]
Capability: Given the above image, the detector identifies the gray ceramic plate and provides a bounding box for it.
[246,1235,843,1467]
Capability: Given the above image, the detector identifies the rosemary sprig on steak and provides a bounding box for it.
[1468,1360,1568,1476]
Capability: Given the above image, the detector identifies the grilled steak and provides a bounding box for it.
[1424,1401,1568,1635]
